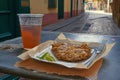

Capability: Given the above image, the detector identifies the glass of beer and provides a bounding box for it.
[18,14,44,49]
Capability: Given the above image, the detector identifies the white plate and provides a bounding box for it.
[32,45,96,68]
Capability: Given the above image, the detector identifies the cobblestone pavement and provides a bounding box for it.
[82,12,120,35]
[43,11,120,36]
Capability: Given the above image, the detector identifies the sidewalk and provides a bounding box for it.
[43,12,89,31]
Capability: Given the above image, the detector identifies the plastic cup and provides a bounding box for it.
[18,14,44,49]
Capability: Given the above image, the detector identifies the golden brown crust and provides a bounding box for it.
[52,42,91,62]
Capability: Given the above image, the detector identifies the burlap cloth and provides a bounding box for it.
[15,33,115,80]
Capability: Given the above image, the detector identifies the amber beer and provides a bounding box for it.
[20,25,41,48]
[18,14,44,49]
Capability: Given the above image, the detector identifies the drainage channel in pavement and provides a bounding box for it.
[82,23,91,31]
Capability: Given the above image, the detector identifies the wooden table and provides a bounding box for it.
[0,31,120,80]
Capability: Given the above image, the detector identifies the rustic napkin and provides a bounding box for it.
[16,33,115,80]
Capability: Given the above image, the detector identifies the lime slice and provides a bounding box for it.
[37,52,55,61]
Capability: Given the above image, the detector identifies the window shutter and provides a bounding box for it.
[48,0,56,8]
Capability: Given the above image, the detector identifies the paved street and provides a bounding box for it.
[43,11,120,36]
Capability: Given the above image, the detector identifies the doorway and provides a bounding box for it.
[0,0,30,41]
[58,0,64,19]
[0,0,17,41]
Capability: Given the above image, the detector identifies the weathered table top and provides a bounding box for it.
[0,31,120,80]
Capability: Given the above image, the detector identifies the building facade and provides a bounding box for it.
[85,0,112,12]
[111,0,120,27]
[0,0,84,41]
[30,0,84,26]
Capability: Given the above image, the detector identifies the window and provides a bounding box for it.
[48,0,56,8]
